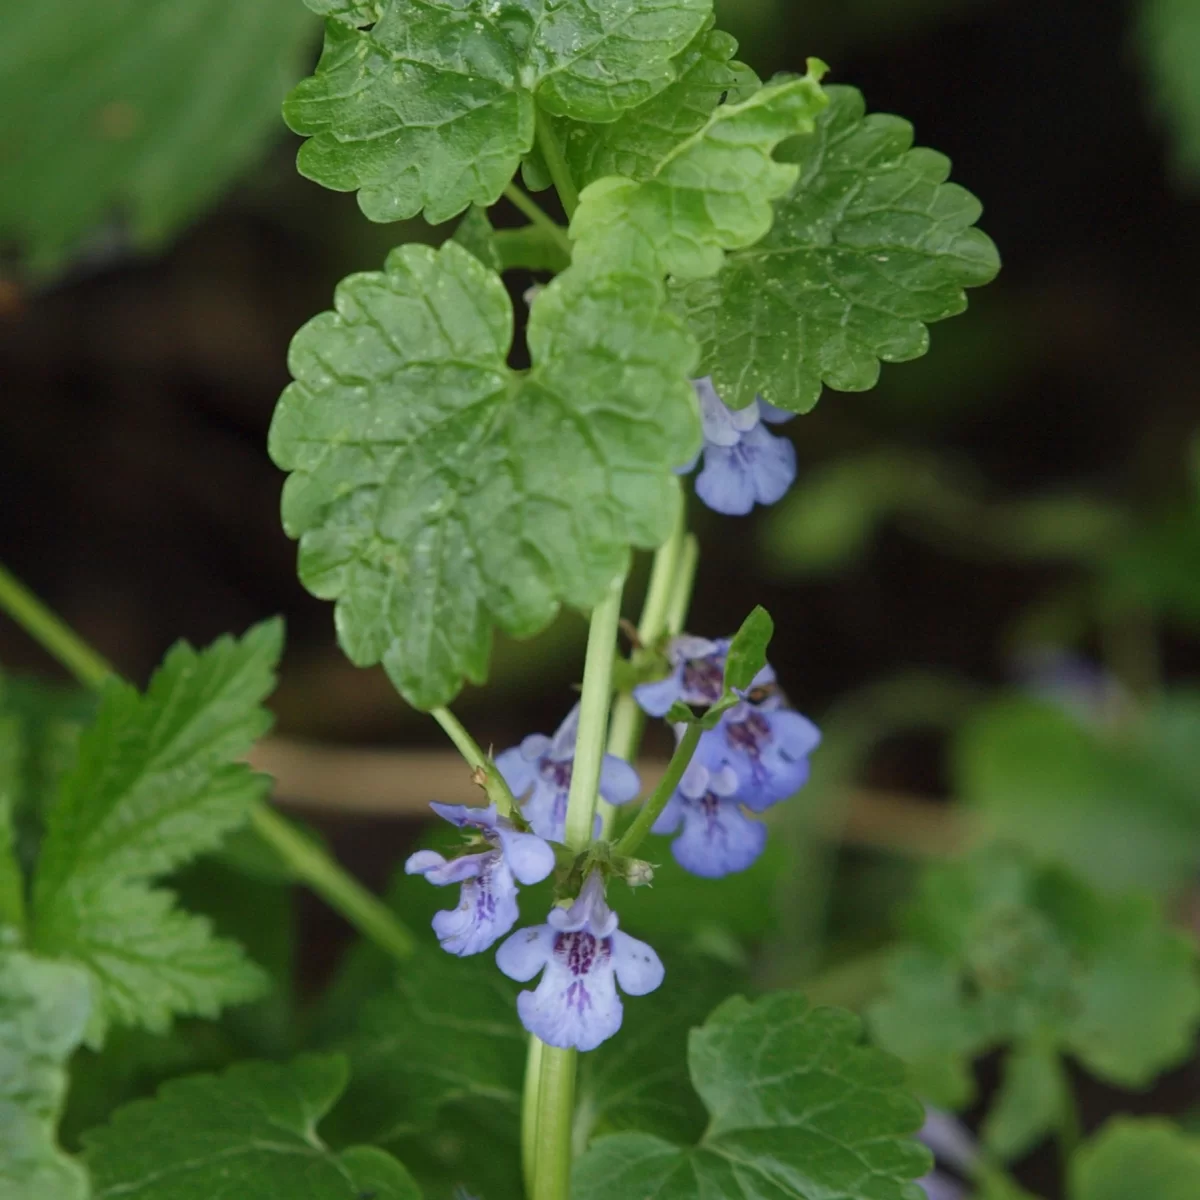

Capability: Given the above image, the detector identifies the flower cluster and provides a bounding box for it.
[679,378,798,516]
[406,634,817,1050]
[634,635,821,877]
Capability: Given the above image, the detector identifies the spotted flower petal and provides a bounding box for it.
[495,873,663,1052]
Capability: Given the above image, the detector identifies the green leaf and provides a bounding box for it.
[0,0,318,278]
[573,991,930,1200]
[30,621,284,1043]
[981,1041,1065,1162]
[1140,0,1200,181]
[305,0,382,25]
[0,949,92,1200]
[269,241,700,709]
[84,1055,420,1200]
[571,70,827,279]
[670,85,1000,411]
[552,27,760,189]
[284,0,713,224]
[955,695,1200,896]
[577,959,740,1147]
[1071,1118,1200,1200]
[868,848,1200,1149]
[327,950,525,1144]
[452,205,504,273]
[724,605,774,692]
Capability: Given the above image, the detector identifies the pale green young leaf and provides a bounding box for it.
[572,991,931,1200]
[84,1055,420,1200]
[452,205,504,273]
[31,622,283,1042]
[724,605,774,692]
[571,69,828,280]
[552,27,760,189]
[670,85,1000,410]
[0,0,318,278]
[1071,1118,1200,1200]
[868,848,1200,1155]
[981,1041,1065,1163]
[269,242,700,709]
[1140,0,1200,181]
[0,950,92,1200]
[284,0,712,224]
[327,950,525,1144]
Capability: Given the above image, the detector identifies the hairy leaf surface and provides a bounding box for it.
[270,242,700,709]
[573,991,930,1200]
[670,85,999,410]
[285,0,713,223]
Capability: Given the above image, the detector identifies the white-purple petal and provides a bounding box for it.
[599,755,641,806]
[495,826,556,885]
[672,798,767,878]
[431,854,519,956]
[695,443,758,516]
[633,674,684,718]
[651,792,684,835]
[611,930,665,996]
[516,942,624,1052]
[428,801,498,831]
[694,377,750,446]
[495,745,538,797]
[521,779,569,842]
[756,397,795,425]
[496,923,555,982]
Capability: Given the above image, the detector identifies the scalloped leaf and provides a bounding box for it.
[269,242,700,709]
[570,67,828,280]
[84,1055,420,1200]
[670,85,999,411]
[284,0,713,224]
[573,991,931,1200]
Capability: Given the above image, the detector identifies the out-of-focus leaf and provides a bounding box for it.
[955,694,1200,895]
[1140,0,1200,182]
[0,0,319,278]
[1071,1118,1200,1200]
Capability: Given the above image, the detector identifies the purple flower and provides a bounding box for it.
[916,1108,977,1200]
[405,803,555,956]
[679,378,796,516]
[496,705,641,842]
[653,761,767,877]
[918,1173,966,1200]
[695,698,821,810]
[633,634,776,718]
[495,872,664,1051]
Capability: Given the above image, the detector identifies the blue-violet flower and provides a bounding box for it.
[496,704,640,842]
[680,378,797,516]
[653,760,768,877]
[405,802,554,957]
[495,871,663,1051]
[633,634,775,718]
[695,697,822,810]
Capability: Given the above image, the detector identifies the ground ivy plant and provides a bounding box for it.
[32,1,1200,1198]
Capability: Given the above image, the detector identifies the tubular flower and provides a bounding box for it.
[496,704,640,841]
[405,802,554,957]
[653,761,768,878]
[633,634,775,718]
[678,377,797,516]
[495,872,664,1051]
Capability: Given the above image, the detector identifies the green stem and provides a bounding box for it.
[251,806,414,961]
[431,705,518,817]
[0,563,113,688]
[533,1045,577,1200]
[599,514,687,834]
[614,722,702,858]
[562,574,625,851]
[503,183,573,256]
[521,1034,545,1195]
[535,110,580,219]
[0,559,416,964]
[664,533,700,636]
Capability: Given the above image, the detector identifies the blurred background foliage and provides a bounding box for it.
[3,0,1200,1195]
